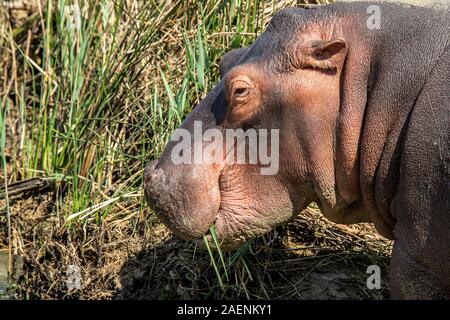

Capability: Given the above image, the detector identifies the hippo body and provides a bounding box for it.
[145,1,450,299]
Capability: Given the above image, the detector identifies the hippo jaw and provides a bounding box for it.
[143,101,314,250]
[145,159,311,250]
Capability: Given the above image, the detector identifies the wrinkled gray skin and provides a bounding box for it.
[145,2,450,299]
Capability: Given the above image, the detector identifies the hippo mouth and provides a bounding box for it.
[144,160,252,251]
[144,155,305,251]
[145,160,237,243]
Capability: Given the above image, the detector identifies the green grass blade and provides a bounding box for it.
[209,225,229,282]
[203,235,225,291]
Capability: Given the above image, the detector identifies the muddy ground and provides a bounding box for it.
[0,188,392,300]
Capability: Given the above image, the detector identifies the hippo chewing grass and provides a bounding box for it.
[144,1,450,299]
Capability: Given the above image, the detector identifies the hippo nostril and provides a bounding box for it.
[144,160,160,182]
[146,159,158,171]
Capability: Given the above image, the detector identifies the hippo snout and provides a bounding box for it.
[144,159,222,240]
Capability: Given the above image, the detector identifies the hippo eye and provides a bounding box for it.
[234,87,249,98]
[228,77,252,102]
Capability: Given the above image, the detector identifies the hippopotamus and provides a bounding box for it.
[144,1,450,299]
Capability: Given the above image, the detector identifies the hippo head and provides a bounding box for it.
[144,8,355,250]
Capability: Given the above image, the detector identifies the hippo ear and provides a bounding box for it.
[300,39,347,70]
[219,47,249,78]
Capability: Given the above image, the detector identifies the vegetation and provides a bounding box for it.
[0,0,391,300]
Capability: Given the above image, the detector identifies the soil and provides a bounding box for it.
[0,190,392,300]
